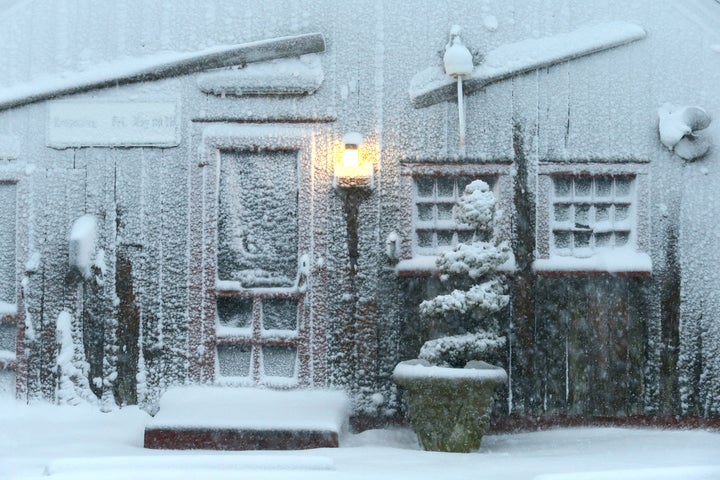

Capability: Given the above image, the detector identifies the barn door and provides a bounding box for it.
[214,149,310,387]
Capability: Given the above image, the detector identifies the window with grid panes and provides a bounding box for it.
[551,175,635,257]
[216,295,300,381]
[413,175,496,256]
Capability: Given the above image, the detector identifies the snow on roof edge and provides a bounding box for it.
[671,0,720,40]
[0,32,325,112]
[411,21,646,108]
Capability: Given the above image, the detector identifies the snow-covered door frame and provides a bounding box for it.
[189,124,323,386]
[0,166,30,399]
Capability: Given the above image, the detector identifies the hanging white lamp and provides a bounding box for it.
[443,26,474,153]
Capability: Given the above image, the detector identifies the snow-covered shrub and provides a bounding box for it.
[418,180,510,368]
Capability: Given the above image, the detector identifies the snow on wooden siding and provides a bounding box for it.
[0,0,717,420]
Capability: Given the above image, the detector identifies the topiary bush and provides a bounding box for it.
[417,179,510,368]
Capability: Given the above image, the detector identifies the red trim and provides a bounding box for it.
[534,270,651,278]
[144,427,338,450]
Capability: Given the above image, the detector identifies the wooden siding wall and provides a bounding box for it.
[21,136,190,406]
[527,277,647,416]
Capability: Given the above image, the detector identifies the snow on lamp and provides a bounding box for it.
[444,26,474,152]
[334,132,374,188]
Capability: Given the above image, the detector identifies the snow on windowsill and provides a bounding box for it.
[146,386,350,433]
[533,250,652,276]
[395,254,516,277]
[215,375,300,389]
[0,349,16,363]
[215,326,252,338]
[216,325,298,340]
[0,301,17,316]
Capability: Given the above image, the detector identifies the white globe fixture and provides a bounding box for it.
[443,26,474,152]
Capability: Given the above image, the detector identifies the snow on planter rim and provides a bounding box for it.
[393,360,508,383]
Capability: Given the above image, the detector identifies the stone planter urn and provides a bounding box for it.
[393,359,507,453]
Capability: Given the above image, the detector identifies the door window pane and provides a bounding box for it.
[217,151,298,287]
[217,298,253,329]
[262,299,298,331]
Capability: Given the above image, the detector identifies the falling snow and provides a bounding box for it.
[0,0,715,435]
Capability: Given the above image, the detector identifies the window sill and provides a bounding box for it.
[533,251,652,277]
[394,256,437,277]
[395,254,517,277]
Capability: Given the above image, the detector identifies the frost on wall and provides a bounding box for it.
[0,182,16,304]
[218,151,298,287]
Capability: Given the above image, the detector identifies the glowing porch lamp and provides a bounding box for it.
[334,132,373,188]
[342,131,362,169]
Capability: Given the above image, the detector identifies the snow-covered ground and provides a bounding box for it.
[2,400,719,480]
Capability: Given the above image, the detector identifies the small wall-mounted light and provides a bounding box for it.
[334,132,374,189]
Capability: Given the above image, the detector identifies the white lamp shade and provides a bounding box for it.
[444,39,473,77]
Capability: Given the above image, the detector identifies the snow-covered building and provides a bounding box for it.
[0,0,719,422]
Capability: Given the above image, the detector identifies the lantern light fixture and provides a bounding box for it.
[334,131,373,189]
[342,131,363,169]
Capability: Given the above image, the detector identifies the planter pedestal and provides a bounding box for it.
[393,359,507,453]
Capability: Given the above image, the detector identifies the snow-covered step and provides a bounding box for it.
[144,386,350,450]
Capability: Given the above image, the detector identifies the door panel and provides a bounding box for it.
[217,150,298,287]
[215,150,305,386]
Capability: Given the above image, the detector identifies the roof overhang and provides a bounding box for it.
[410,22,646,108]
[0,32,325,111]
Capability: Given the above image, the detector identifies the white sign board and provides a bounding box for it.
[47,101,180,148]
